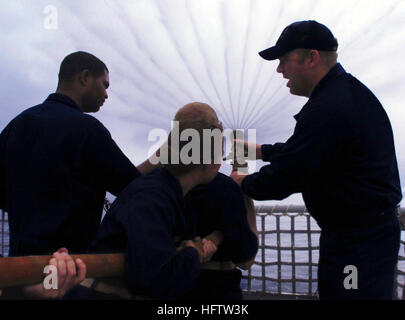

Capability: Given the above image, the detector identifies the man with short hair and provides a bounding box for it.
[179,174,258,300]
[88,102,224,299]
[0,51,156,257]
[231,20,402,300]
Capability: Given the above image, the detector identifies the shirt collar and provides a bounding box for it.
[160,167,185,199]
[293,63,346,121]
[310,63,346,99]
[293,102,309,122]
[45,93,82,112]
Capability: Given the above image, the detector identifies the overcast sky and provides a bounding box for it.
[1,0,405,205]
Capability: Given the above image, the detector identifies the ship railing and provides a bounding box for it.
[240,205,405,300]
[1,206,405,300]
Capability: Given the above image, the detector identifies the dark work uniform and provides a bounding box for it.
[0,93,140,256]
[179,173,258,300]
[89,167,200,299]
[242,64,402,299]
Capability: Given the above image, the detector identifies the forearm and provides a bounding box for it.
[261,143,285,162]
[237,258,255,270]
[136,158,161,175]
[234,196,258,270]
[243,194,258,238]
[136,144,166,175]
[235,231,259,270]
[242,165,300,201]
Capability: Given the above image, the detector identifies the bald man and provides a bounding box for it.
[88,102,224,299]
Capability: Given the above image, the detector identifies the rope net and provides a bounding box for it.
[241,205,405,299]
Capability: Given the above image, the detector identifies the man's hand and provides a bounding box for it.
[224,139,262,162]
[204,230,223,247]
[183,238,205,263]
[136,141,168,175]
[230,170,248,187]
[193,237,218,263]
[177,236,219,263]
[201,238,217,263]
[23,248,86,299]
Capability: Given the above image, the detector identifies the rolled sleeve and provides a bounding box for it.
[243,107,343,201]
[216,180,258,263]
[261,143,285,162]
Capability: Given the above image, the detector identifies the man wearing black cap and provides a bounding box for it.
[230,20,402,300]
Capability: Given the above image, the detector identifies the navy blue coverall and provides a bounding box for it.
[0,93,140,256]
[242,64,402,299]
[89,167,201,299]
[180,172,258,300]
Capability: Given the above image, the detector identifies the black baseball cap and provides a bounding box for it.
[259,20,338,60]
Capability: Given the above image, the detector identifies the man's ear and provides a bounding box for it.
[309,50,321,68]
[77,69,90,86]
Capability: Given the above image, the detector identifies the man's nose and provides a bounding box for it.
[276,63,283,74]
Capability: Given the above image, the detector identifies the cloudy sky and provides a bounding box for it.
[1,0,405,205]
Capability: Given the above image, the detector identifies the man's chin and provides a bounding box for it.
[91,103,101,112]
[289,87,307,97]
[83,106,100,113]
